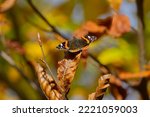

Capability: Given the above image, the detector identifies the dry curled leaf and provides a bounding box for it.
[74,14,130,39]
[107,14,130,37]
[35,62,63,100]
[73,21,106,39]
[57,51,82,94]
[88,74,111,100]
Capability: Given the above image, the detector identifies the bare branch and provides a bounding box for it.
[0,51,38,91]
[135,0,149,99]
[27,0,68,40]
[89,53,111,74]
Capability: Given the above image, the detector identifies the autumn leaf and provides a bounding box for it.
[73,21,106,39]
[57,51,82,94]
[107,14,130,37]
[35,61,63,100]
[108,0,122,11]
[88,74,111,100]
[74,14,130,39]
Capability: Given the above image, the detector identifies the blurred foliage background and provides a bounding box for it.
[0,0,150,100]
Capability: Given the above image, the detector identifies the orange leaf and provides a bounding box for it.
[107,14,130,37]
[73,21,106,38]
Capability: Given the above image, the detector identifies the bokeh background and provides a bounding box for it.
[0,0,150,100]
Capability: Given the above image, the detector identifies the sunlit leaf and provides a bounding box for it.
[108,0,122,11]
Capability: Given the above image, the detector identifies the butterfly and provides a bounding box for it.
[56,35,97,52]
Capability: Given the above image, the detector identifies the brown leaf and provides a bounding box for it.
[73,21,106,39]
[74,14,130,39]
[35,62,63,100]
[88,74,111,100]
[107,14,130,37]
[57,51,82,94]
[96,16,113,28]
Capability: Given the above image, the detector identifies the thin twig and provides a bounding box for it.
[37,33,56,81]
[27,0,68,40]
[27,19,51,33]
[0,51,38,90]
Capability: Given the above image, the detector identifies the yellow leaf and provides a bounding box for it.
[98,39,133,67]
[7,67,21,83]
[23,42,47,60]
[108,0,122,11]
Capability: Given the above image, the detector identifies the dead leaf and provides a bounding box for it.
[57,51,82,94]
[73,21,106,38]
[107,14,130,37]
[74,14,130,39]
[88,74,111,100]
[35,62,63,100]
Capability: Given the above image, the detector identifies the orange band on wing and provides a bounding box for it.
[81,36,90,44]
[64,41,69,49]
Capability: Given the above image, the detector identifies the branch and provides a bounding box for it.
[119,71,150,80]
[89,53,128,100]
[136,0,145,29]
[37,33,56,81]
[135,0,149,99]
[27,0,68,40]
[0,51,39,91]
[89,53,111,74]
[136,0,145,71]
